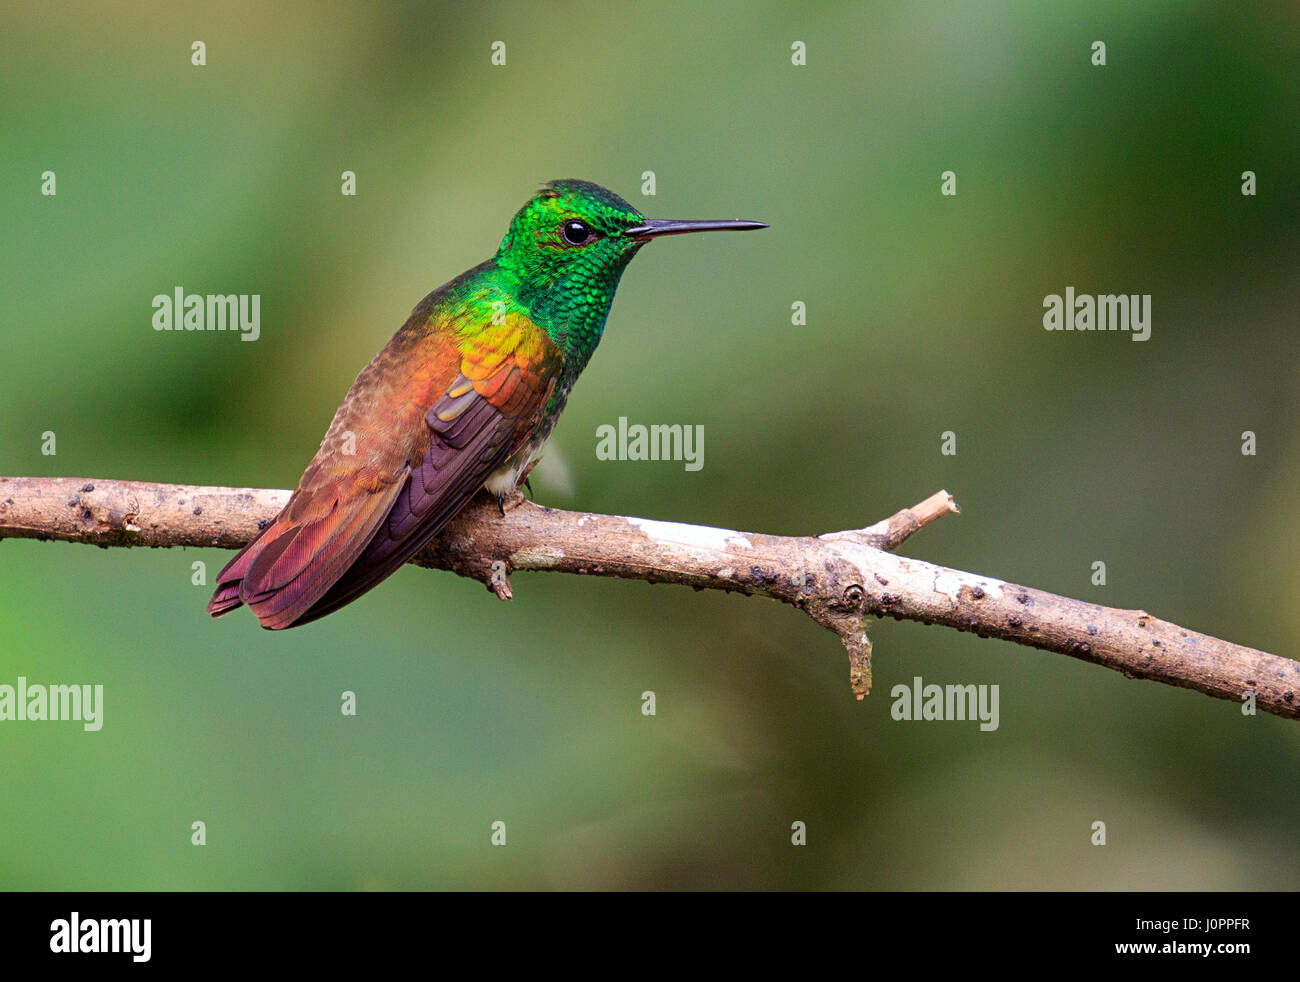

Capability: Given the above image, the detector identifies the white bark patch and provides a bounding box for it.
[933,567,1004,602]
[627,517,753,552]
[843,548,1004,603]
[932,568,965,603]
[855,517,891,539]
[514,547,566,567]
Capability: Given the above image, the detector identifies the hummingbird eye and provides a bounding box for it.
[561,219,593,246]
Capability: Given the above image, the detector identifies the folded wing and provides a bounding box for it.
[208,313,561,629]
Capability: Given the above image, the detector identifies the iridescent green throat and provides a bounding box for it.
[492,179,647,376]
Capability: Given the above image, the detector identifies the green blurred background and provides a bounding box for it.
[2,0,1297,890]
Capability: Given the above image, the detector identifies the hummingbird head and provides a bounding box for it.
[496,180,765,368]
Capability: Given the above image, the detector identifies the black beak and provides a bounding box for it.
[623,218,769,241]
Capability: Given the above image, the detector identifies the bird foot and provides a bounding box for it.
[492,489,529,516]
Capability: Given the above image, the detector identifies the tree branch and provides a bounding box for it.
[1,476,1295,720]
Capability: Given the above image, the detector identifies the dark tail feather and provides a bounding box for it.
[204,476,407,629]
[207,582,245,616]
[205,530,271,618]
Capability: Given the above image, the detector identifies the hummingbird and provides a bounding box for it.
[208,180,766,629]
